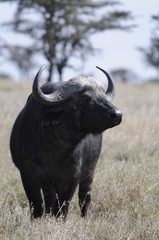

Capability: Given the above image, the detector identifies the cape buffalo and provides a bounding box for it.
[10,66,122,219]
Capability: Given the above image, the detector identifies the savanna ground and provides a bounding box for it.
[0,79,159,240]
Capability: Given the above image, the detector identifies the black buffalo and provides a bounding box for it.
[10,66,122,219]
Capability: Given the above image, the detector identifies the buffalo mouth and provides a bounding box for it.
[100,109,123,131]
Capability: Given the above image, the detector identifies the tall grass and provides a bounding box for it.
[0,80,159,239]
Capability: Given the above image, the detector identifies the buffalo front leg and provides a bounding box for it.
[42,183,57,217]
[20,172,43,219]
[78,176,94,217]
[54,195,70,219]
[54,177,79,219]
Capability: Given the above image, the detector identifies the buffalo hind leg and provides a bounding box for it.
[20,172,43,219]
[78,176,93,217]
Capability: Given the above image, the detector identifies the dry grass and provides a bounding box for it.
[0,80,159,239]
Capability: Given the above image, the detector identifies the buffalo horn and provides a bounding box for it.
[32,65,82,105]
[96,66,115,102]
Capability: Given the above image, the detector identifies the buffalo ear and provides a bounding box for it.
[40,111,64,128]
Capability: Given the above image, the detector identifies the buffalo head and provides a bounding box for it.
[33,65,122,135]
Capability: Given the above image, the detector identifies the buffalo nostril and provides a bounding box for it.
[116,110,122,118]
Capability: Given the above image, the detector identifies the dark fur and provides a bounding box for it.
[10,80,122,219]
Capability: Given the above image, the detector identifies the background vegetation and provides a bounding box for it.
[0,0,133,81]
[0,79,159,239]
[139,14,159,80]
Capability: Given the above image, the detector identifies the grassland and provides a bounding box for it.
[0,80,159,239]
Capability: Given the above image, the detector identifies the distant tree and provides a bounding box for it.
[139,14,159,78]
[0,0,133,81]
[110,68,138,83]
[1,43,35,79]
